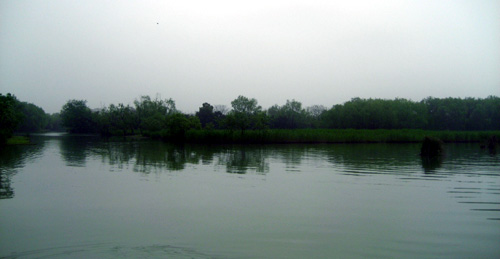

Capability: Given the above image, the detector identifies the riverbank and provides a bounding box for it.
[19,129,499,145]
[184,129,500,144]
[5,136,31,145]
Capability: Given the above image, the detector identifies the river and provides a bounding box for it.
[1,133,499,258]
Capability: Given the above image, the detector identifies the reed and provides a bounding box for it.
[184,129,500,144]
[6,136,31,145]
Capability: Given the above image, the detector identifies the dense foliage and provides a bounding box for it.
[1,92,499,144]
[0,94,23,144]
[0,94,64,144]
[195,103,224,129]
[15,101,50,133]
[225,96,267,133]
[268,99,310,129]
[60,94,500,138]
[61,100,96,134]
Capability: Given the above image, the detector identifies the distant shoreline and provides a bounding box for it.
[181,129,500,144]
[9,129,499,145]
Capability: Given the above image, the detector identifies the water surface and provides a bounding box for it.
[1,134,499,258]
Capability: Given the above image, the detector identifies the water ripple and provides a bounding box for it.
[1,243,220,259]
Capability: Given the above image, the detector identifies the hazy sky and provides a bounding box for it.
[1,0,499,114]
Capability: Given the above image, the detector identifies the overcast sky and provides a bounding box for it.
[1,0,499,114]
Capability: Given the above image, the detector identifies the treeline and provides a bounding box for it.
[0,93,63,144]
[1,93,499,144]
[322,97,500,130]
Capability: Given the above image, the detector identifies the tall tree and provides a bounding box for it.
[0,93,23,144]
[134,95,176,134]
[46,113,64,132]
[268,100,308,129]
[196,102,225,129]
[305,105,327,128]
[60,100,95,133]
[16,102,49,132]
[226,96,267,133]
[196,102,215,128]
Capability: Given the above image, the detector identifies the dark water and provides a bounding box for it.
[1,133,499,258]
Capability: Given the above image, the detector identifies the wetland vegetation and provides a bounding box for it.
[1,93,499,144]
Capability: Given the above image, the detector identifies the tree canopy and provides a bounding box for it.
[0,93,23,144]
[196,102,224,129]
[60,100,95,133]
[16,102,49,133]
[267,99,309,129]
[226,96,267,133]
[1,93,499,144]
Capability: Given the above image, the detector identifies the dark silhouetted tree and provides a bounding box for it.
[133,95,176,134]
[16,102,49,133]
[267,99,308,129]
[305,105,327,128]
[60,100,96,133]
[226,96,267,133]
[0,93,23,144]
[196,102,215,128]
[196,102,225,129]
[46,113,64,132]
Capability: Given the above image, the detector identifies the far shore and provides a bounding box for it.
[10,129,498,145]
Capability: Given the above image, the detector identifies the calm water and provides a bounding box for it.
[1,133,499,258]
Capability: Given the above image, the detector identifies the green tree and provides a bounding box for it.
[305,105,327,128]
[165,113,191,140]
[60,100,96,133]
[16,102,49,132]
[226,96,267,133]
[424,97,469,130]
[268,99,308,129]
[142,112,166,133]
[107,103,136,136]
[0,93,23,144]
[484,96,500,130]
[134,95,176,134]
[322,97,428,129]
[187,115,202,130]
[46,113,64,132]
[94,108,112,136]
[196,102,216,128]
[394,98,427,129]
[195,102,226,129]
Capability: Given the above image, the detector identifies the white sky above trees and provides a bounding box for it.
[1,0,499,114]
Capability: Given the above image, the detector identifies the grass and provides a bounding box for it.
[184,129,500,144]
[6,136,31,145]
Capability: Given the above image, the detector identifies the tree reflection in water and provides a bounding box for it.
[86,141,214,174]
[219,146,269,174]
[272,145,307,172]
[56,140,437,176]
[0,167,13,199]
[323,144,423,176]
[420,155,443,173]
[59,135,98,167]
[0,143,45,199]
[3,136,499,200]
[38,136,499,179]
[63,140,272,175]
